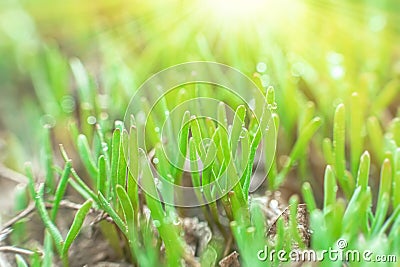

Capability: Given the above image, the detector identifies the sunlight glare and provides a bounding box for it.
[208,0,265,19]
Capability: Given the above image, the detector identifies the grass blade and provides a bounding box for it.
[229,105,246,156]
[98,192,126,234]
[333,104,349,197]
[356,151,370,192]
[35,184,63,254]
[116,185,134,225]
[15,254,28,267]
[323,165,337,211]
[62,199,92,257]
[51,160,72,221]
[110,128,121,202]
[301,182,317,212]
[97,155,107,196]
[43,127,55,193]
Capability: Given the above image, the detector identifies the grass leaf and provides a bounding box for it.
[62,199,92,257]
[35,184,63,254]
[51,160,72,221]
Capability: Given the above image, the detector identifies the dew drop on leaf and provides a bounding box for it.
[256,62,267,73]
[153,220,161,228]
[102,142,108,152]
[239,128,247,139]
[87,116,96,125]
[40,114,56,128]
[61,95,75,113]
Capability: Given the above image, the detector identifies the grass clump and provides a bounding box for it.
[12,79,400,266]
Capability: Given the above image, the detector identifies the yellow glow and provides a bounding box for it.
[202,0,305,31]
[207,0,266,19]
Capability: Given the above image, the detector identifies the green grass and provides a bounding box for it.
[16,82,400,266]
[1,0,400,266]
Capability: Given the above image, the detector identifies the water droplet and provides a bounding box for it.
[153,220,161,228]
[100,112,109,120]
[239,128,247,139]
[260,74,270,87]
[87,116,96,125]
[61,96,75,113]
[256,62,267,73]
[267,103,278,110]
[102,142,109,152]
[40,114,56,128]
[173,218,180,226]
[152,157,159,164]
[291,62,305,77]
[247,226,256,233]
[154,127,160,133]
[164,110,170,116]
[199,188,204,193]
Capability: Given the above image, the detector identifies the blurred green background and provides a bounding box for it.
[0,0,399,175]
